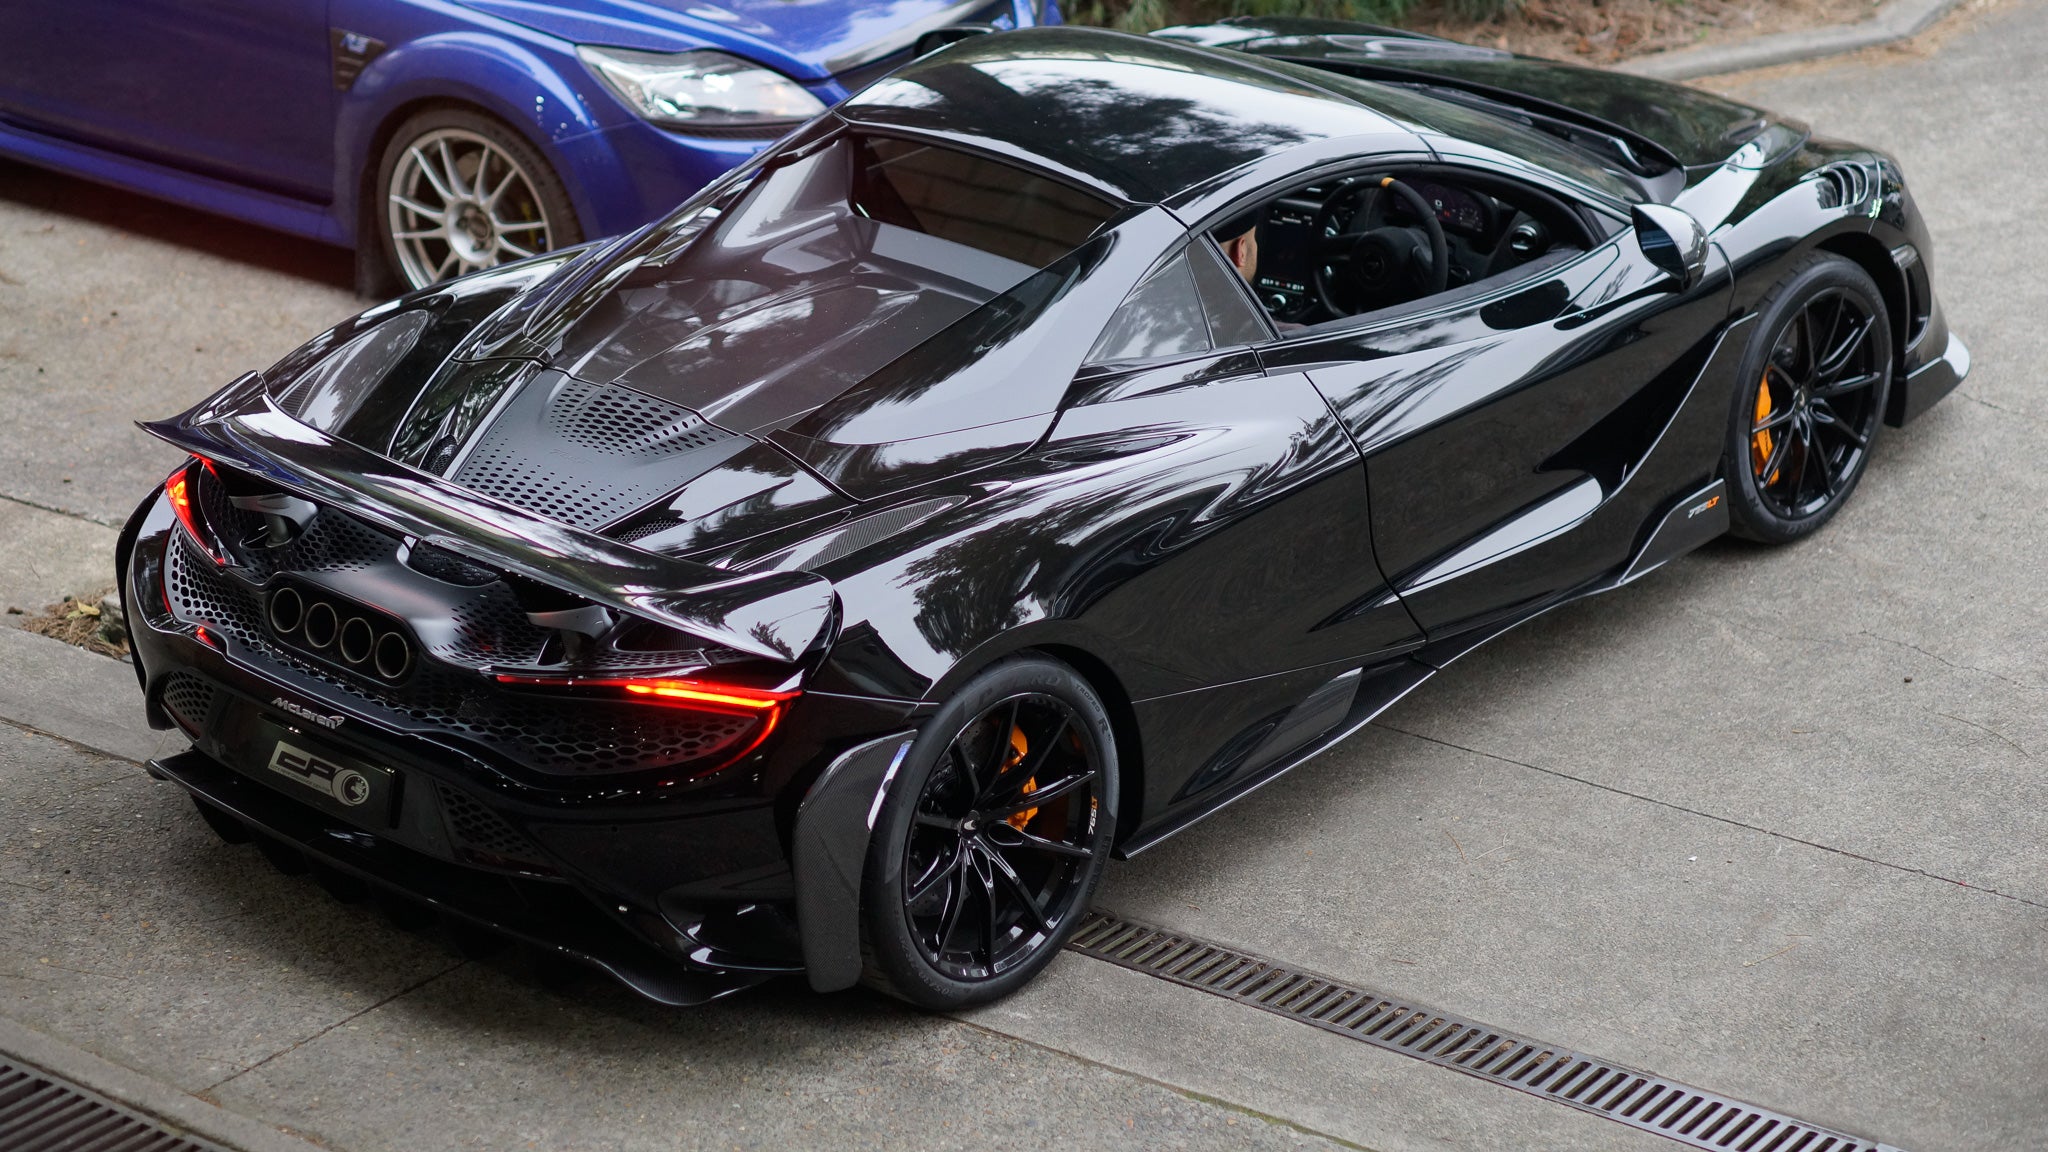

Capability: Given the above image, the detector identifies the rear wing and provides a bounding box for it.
[141,373,834,664]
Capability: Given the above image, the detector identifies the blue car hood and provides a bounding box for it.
[458,0,1000,80]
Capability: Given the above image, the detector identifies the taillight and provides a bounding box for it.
[494,674,796,710]
[165,458,223,565]
[493,674,799,775]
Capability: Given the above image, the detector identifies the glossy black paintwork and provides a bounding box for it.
[839,27,1414,205]
[119,23,1967,995]
[144,374,835,664]
[1165,21,1792,171]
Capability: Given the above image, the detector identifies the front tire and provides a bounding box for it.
[861,655,1118,1010]
[376,108,581,291]
[1723,254,1893,543]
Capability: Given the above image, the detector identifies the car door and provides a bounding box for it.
[1053,236,1426,825]
[1258,163,1733,639]
[0,0,334,200]
[1063,237,1423,684]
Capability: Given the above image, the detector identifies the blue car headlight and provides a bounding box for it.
[577,46,827,133]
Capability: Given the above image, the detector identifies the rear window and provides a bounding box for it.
[853,137,1116,269]
[527,130,1124,433]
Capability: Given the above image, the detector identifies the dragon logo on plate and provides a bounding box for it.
[332,768,371,807]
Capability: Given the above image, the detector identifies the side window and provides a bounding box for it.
[1210,164,1606,337]
[1085,249,1210,365]
[1188,239,1273,347]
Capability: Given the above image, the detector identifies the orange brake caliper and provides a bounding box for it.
[1750,372,1780,484]
[1004,725,1038,830]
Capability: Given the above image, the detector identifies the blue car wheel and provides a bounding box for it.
[375,107,584,290]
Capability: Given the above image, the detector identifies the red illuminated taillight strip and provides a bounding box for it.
[165,457,224,565]
[491,675,798,712]
[493,674,799,777]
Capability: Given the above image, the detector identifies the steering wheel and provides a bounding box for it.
[1313,176,1450,318]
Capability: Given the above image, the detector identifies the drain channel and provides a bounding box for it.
[1068,912,1903,1152]
[0,1057,229,1152]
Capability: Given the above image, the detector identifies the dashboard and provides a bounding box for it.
[1247,178,1558,325]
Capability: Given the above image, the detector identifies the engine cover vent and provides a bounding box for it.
[452,371,745,531]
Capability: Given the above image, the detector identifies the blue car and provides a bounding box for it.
[0,0,1056,290]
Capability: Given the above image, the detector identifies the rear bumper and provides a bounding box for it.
[149,746,770,1005]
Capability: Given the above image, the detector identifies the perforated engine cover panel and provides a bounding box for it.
[450,370,747,531]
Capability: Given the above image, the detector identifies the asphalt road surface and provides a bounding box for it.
[1,4,2043,1149]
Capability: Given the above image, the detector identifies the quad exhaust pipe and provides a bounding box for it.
[266,586,414,681]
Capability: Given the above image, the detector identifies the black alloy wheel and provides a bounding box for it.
[1725,255,1892,543]
[863,656,1117,1008]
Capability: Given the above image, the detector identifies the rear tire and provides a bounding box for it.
[1723,254,1892,544]
[860,655,1118,1010]
[375,107,581,291]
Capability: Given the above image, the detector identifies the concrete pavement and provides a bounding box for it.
[2,2,2045,1148]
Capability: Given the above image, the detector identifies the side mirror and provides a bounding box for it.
[1631,203,1709,292]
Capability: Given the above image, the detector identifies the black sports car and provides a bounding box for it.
[119,22,1967,1009]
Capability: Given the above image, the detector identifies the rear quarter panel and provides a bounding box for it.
[806,365,1424,829]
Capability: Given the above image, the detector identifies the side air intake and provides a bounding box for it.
[1812,161,1877,210]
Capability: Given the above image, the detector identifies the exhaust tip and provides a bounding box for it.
[339,616,375,665]
[302,601,338,649]
[267,586,304,634]
[373,631,413,681]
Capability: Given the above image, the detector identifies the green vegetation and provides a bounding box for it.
[1064,0,1521,34]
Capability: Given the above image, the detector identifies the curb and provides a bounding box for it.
[1616,0,1961,79]
[0,637,328,1151]
[0,1018,330,1152]
[0,624,170,764]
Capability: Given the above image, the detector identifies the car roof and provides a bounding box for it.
[835,27,1421,206]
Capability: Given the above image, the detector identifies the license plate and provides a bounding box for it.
[263,737,392,817]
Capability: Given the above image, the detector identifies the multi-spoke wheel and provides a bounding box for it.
[1725,255,1892,543]
[375,110,581,291]
[862,656,1117,1008]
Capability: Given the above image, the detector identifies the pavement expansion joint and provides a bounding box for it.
[1,1056,232,1152]
[1067,911,1905,1152]
[0,490,124,530]
[1371,721,2048,915]
[197,960,469,1096]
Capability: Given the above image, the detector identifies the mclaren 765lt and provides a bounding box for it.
[120,23,1967,1009]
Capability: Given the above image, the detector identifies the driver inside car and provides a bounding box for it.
[1214,210,1308,333]
[1217,212,1261,284]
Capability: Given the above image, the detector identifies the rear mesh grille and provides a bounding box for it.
[1068,913,1903,1152]
[0,1058,227,1152]
[157,672,218,734]
[164,540,760,777]
[435,781,552,871]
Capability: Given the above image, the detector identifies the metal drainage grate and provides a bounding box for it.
[1067,913,1904,1152]
[0,1058,229,1152]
